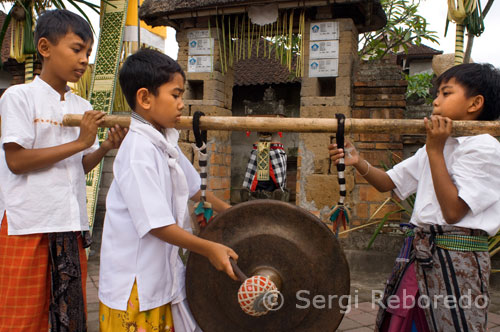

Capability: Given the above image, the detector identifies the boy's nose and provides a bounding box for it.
[432,96,439,107]
[80,55,89,65]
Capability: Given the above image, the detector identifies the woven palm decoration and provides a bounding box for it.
[445,0,484,64]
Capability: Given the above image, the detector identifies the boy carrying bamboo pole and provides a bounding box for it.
[0,10,126,331]
[329,63,500,331]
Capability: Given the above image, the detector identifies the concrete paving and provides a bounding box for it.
[86,253,500,332]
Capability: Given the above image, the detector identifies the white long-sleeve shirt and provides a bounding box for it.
[99,118,201,313]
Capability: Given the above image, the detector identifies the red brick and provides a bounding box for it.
[359,133,392,142]
[362,150,392,166]
[354,100,406,107]
[354,87,407,95]
[356,142,376,149]
[358,185,391,202]
[369,203,401,220]
[354,202,369,219]
[208,178,222,190]
[375,143,403,150]
[222,189,230,201]
[352,109,371,118]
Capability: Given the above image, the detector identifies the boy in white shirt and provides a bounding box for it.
[98,48,238,332]
[329,63,500,332]
[0,10,126,331]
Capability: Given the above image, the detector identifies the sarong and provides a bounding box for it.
[376,224,490,332]
[413,225,489,332]
[0,213,88,332]
[0,213,50,331]
[99,281,175,332]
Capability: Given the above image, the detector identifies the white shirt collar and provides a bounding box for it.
[32,76,72,100]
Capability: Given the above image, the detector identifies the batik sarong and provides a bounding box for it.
[49,231,88,332]
[413,225,489,332]
[99,281,175,332]
[376,224,490,332]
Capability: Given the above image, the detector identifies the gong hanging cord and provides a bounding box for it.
[327,114,350,236]
[192,111,213,227]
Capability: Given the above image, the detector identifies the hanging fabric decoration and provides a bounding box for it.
[256,136,271,181]
[192,111,214,228]
[327,114,350,236]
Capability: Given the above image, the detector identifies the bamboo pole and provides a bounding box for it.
[62,114,500,136]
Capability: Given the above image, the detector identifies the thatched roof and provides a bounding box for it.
[140,0,387,33]
[234,39,300,86]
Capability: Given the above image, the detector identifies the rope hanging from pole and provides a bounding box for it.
[192,111,214,228]
[327,114,350,236]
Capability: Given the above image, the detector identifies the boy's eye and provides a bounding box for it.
[172,94,179,99]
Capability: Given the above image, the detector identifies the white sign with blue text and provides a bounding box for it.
[188,56,213,72]
[187,29,210,40]
[188,38,214,55]
[309,40,339,59]
[309,58,339,77]
[310,21,339,41]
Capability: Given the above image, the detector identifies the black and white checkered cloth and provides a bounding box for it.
[243,143,287,191]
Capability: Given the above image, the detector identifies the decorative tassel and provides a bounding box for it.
[328,205,350,237]
[195,201,214,228]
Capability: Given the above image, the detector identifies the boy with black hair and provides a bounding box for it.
[98,48,237,332]
[0,9,126,331]
[330,62,500,331]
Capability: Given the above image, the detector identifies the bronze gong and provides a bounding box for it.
[186,200,350,331]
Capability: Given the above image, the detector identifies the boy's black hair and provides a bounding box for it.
[34,9,93,61]
[119,48,185,111]
[436,63,500,120]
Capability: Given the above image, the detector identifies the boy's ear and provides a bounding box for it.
[38,37,51,58]
[468,95,484,115]
[136,88,152,110]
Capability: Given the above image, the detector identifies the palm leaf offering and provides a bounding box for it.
[209,9,306,77]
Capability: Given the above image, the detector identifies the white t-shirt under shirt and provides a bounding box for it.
[0,76,99,235]
[387,134,500,236]
[99,118,201,317]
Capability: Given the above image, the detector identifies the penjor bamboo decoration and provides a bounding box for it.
[62,114,500,137]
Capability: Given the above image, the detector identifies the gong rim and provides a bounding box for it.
[186,200,350,332]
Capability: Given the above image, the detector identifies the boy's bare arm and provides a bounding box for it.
[5,140,89,174]
[82,125,127,173]
[191,190,231,212]
[328,141,395,192]
[425,116,469,223]
[4,111,104,174]
[149,224,238,280]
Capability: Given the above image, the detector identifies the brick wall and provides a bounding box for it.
[349,59,407,233]
[175,22,233,203]
[296,18,357,228]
